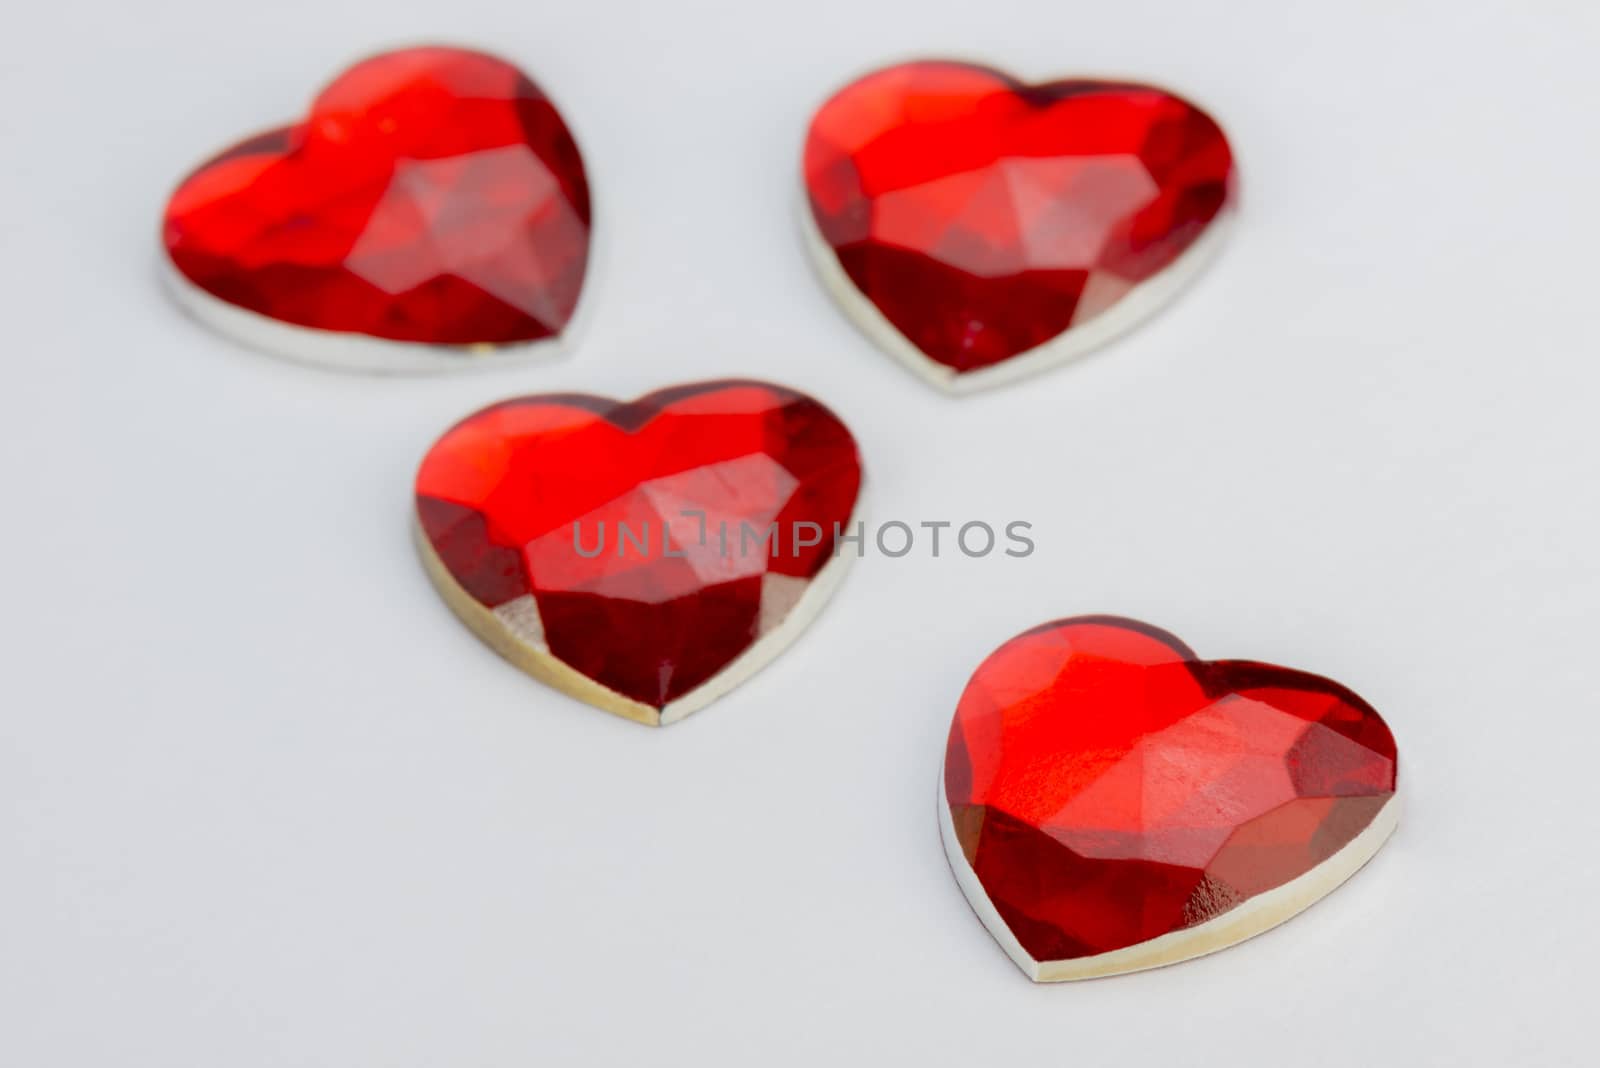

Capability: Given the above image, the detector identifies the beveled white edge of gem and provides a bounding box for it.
[416,493,863,727]
[937,779,1401,981]
[157,220,598,376]
[798,186,1235,395]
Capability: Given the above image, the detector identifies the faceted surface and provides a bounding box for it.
[945,617,1397,964]
[164,46,590,347]
[415,380,862,710]
[805,62,1233,375]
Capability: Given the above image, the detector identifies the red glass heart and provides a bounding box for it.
[805,61,1234,386]
[944,616,1398,980]
[414,380,863,725]
[163,46,590,355]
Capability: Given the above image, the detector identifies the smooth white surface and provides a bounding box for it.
[1,2,1596,1065]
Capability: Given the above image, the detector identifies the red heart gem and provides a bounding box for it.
[943,617,1398,980]
[414,380,863,725]
[162,46,591,365]
[804,62,1234,389]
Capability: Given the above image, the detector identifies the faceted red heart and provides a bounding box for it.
[804,61,1234,389]
[414,380,863,725]
[943,617,1398,980]
[163,46,590,365]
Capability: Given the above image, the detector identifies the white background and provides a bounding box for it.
[3,1,1597,1064]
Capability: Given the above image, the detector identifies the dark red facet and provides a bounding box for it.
[805,62,1233,374]
[945,617,1397,963]
[164,46,590,346]
[415,381,862,708]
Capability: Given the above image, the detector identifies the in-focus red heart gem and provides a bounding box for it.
[804,61,1234,389]
[414,380,863,725]
[163,46,591,364]
[943,616,1398,980]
